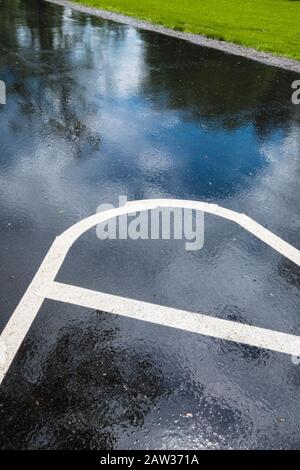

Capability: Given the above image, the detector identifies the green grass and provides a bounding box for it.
[72,0,300,61]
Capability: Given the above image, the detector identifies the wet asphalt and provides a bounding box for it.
[0,0,300,449]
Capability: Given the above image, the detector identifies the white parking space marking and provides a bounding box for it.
[1,199,300,385]
[42,281,300,357]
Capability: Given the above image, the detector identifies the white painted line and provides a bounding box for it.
[1,199,300,385]
[41,281,300,357]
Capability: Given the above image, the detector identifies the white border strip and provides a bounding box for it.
[1,199,299,384]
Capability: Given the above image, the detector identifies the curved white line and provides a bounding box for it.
[0,199,299,384]
[59,199,300,265]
